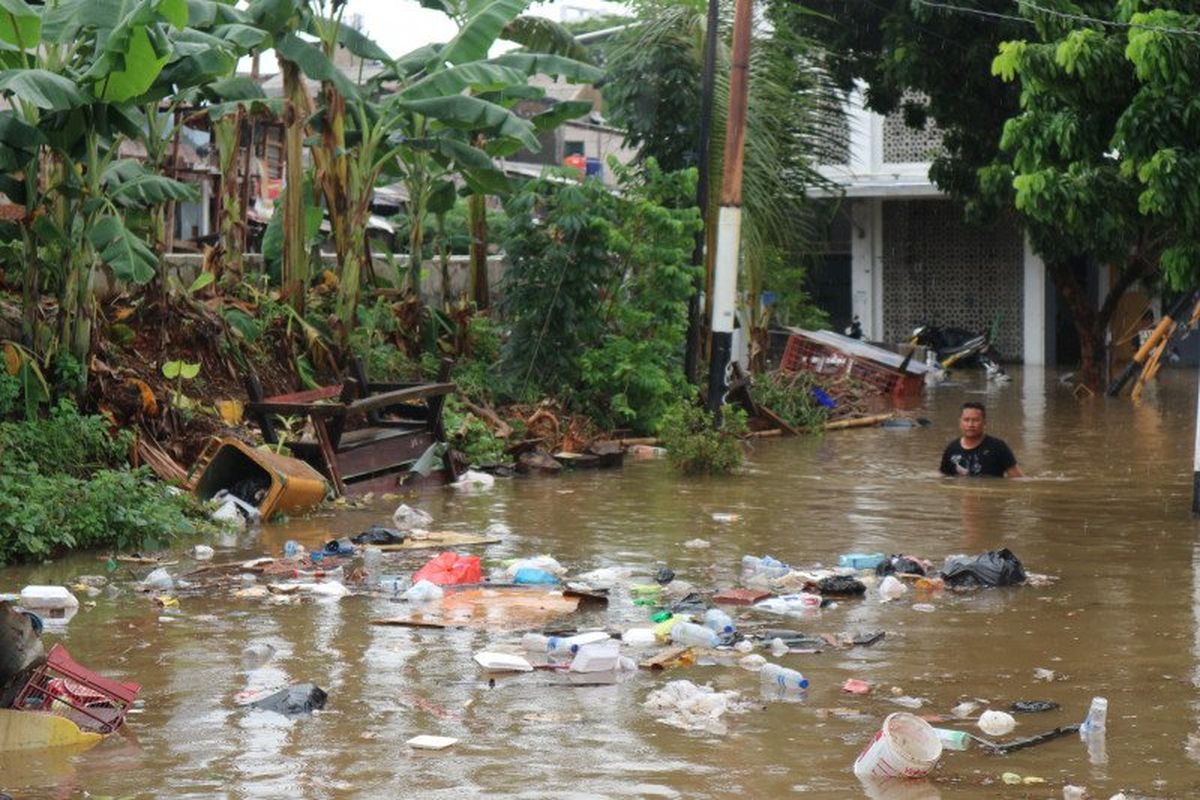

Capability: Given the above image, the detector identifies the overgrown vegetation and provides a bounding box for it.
[0,404,209,564]
[659,402,747,475]
[499,159,700,434]
[749,370,831,431]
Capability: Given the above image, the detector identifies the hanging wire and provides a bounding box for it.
[912,0,1200,38]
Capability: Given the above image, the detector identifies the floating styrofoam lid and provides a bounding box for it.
[565,631,610,648]
[472,651,533,672]
[407,734,459,750]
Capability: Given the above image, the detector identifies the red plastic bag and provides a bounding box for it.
[412,551,482,586]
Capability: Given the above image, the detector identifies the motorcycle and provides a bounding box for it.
[910,323,1007,378]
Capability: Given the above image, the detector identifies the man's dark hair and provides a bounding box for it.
[961,401,986,417]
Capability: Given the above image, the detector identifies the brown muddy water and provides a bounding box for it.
[4,367,1200,799]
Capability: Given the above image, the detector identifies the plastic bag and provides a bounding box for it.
[352,526,407,545]
[875,555,928,577]
[401,579,445,603]
[412,552,482,586]
[816,575,866,595]
[392,504,433,531]
[941,548,1026,588]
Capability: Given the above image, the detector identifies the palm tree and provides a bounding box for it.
[604,0,847,364]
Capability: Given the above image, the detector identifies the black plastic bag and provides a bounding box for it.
[250,683,327,715]
[941,548,1026,588]
[352,526,408,546]
[816,575,866,596]
[875,555,927,577]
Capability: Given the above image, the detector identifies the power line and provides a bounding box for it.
[912,0,1200,38]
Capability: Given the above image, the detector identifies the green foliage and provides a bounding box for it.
[442,395,506,466]
[499,174,616,402]
[760,245,830,329]
[498,160,704,434]
[0,467,202,565]
[659,401,746,475]
[349,298,422,381]
[749,370,830,430]
[0,402,131,477]
[449,313,503,399]
[0,404,208,564]
[579,159,701,433]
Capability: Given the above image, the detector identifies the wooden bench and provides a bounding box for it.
[244,360,456,495]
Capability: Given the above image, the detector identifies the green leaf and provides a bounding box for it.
[161,359,181,378]
[0,69,88,109]
[321,16,391,62]
[438,0,532,66]
[179,361,200,379]
[527,99,593,132]
[0,0,40,51]
[398,61,526,101]
[212,22,268,51]
[275,32,359,99]
[245,0,299,33]
[155,0,187,28]
[491,52,601,83]
[461,166,510,195]
[0,111,46,172]
[103,160,199,205]
[187,270,214,293]
[88,214,158,284]
[428,179,457,214]
[206,75,267,102]
[500,15,590,61]
[400,94,538,149]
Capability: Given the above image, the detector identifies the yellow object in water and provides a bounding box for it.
[0,709,103,752]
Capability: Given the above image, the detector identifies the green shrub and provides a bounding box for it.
[659,402,748,475]
[442,395,507,467]
[0,402,132,477]
[0,404,211,564]
[749,370,831,431]
[0,467,204,564]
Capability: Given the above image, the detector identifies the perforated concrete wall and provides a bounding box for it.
[882,94,944,164]
[881,200,1024,359]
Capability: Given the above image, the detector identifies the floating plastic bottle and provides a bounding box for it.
[741,555,790,583]
[521,633,578,655]
[362,547,383,576]
[933,727,971,751]
[669,622,721,648]
[283,540,299,559]
[703,608,735,634]
[1080,696,1108,736]
[759,663,809,690]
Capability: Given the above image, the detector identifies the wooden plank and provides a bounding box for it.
[824,413,893,431]
[342,382,455,417]
[267,384,344,404]
[312,417,348,496]
[639,645,692,670]
[373,532,502,551]
[334,430,434,480]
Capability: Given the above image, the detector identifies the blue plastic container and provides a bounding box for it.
[838,552,886,570]
[513,567,560,585]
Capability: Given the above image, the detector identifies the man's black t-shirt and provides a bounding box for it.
[939,435,1017,477]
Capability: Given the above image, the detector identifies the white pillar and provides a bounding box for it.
[1022,236,1046,366]
[871,199,884,340]
[850,199,876,340]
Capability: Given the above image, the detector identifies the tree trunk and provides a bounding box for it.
[281,60,307,312]
[468,192,489,309]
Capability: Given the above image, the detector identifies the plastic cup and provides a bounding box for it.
[853,713,943,780]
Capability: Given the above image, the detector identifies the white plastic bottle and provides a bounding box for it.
[1080,696,1108,735]
[760,663,809,690]
[669,621,721,648]
[703,608,735,634]
[521,633,578,655]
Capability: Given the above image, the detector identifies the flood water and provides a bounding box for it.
[5,366,1200,799]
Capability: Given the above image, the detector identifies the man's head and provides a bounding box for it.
[959,402,986,443]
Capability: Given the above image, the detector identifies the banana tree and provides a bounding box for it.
[0,0,216,363]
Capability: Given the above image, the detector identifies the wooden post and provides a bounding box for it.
[706,0,753,418]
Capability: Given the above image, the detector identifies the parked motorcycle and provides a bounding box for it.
[910,323,1007,378]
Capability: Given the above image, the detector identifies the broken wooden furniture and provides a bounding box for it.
[244,363,456,496]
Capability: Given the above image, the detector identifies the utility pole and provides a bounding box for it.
[706,0,753,417]
[684,0,721,385]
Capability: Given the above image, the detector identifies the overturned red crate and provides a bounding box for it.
[12,644,141,734]
[779,328,927,399]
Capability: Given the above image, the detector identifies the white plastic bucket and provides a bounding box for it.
[853,713,943,780]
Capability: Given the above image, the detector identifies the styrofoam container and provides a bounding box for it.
[473,651,534,673]
[853,712,943,779]
[19,586,79,623]
[569,641,620,673]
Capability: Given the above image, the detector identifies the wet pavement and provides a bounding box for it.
[4,366,1200,798]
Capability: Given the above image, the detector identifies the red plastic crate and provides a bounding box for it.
[12,644,141,734]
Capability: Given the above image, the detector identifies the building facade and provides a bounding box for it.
[813,87,1050,366]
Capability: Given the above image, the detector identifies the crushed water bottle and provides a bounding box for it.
[741,555,790,584]
[669,622,721,648]
[703,608,735,634]
[521,633,579,655]
[759,663,809,690]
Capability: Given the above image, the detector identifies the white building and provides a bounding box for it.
[812,87,1051,366]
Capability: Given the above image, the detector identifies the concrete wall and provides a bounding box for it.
[92,253,509,310]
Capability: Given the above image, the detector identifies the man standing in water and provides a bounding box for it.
[940,402,1024,477]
